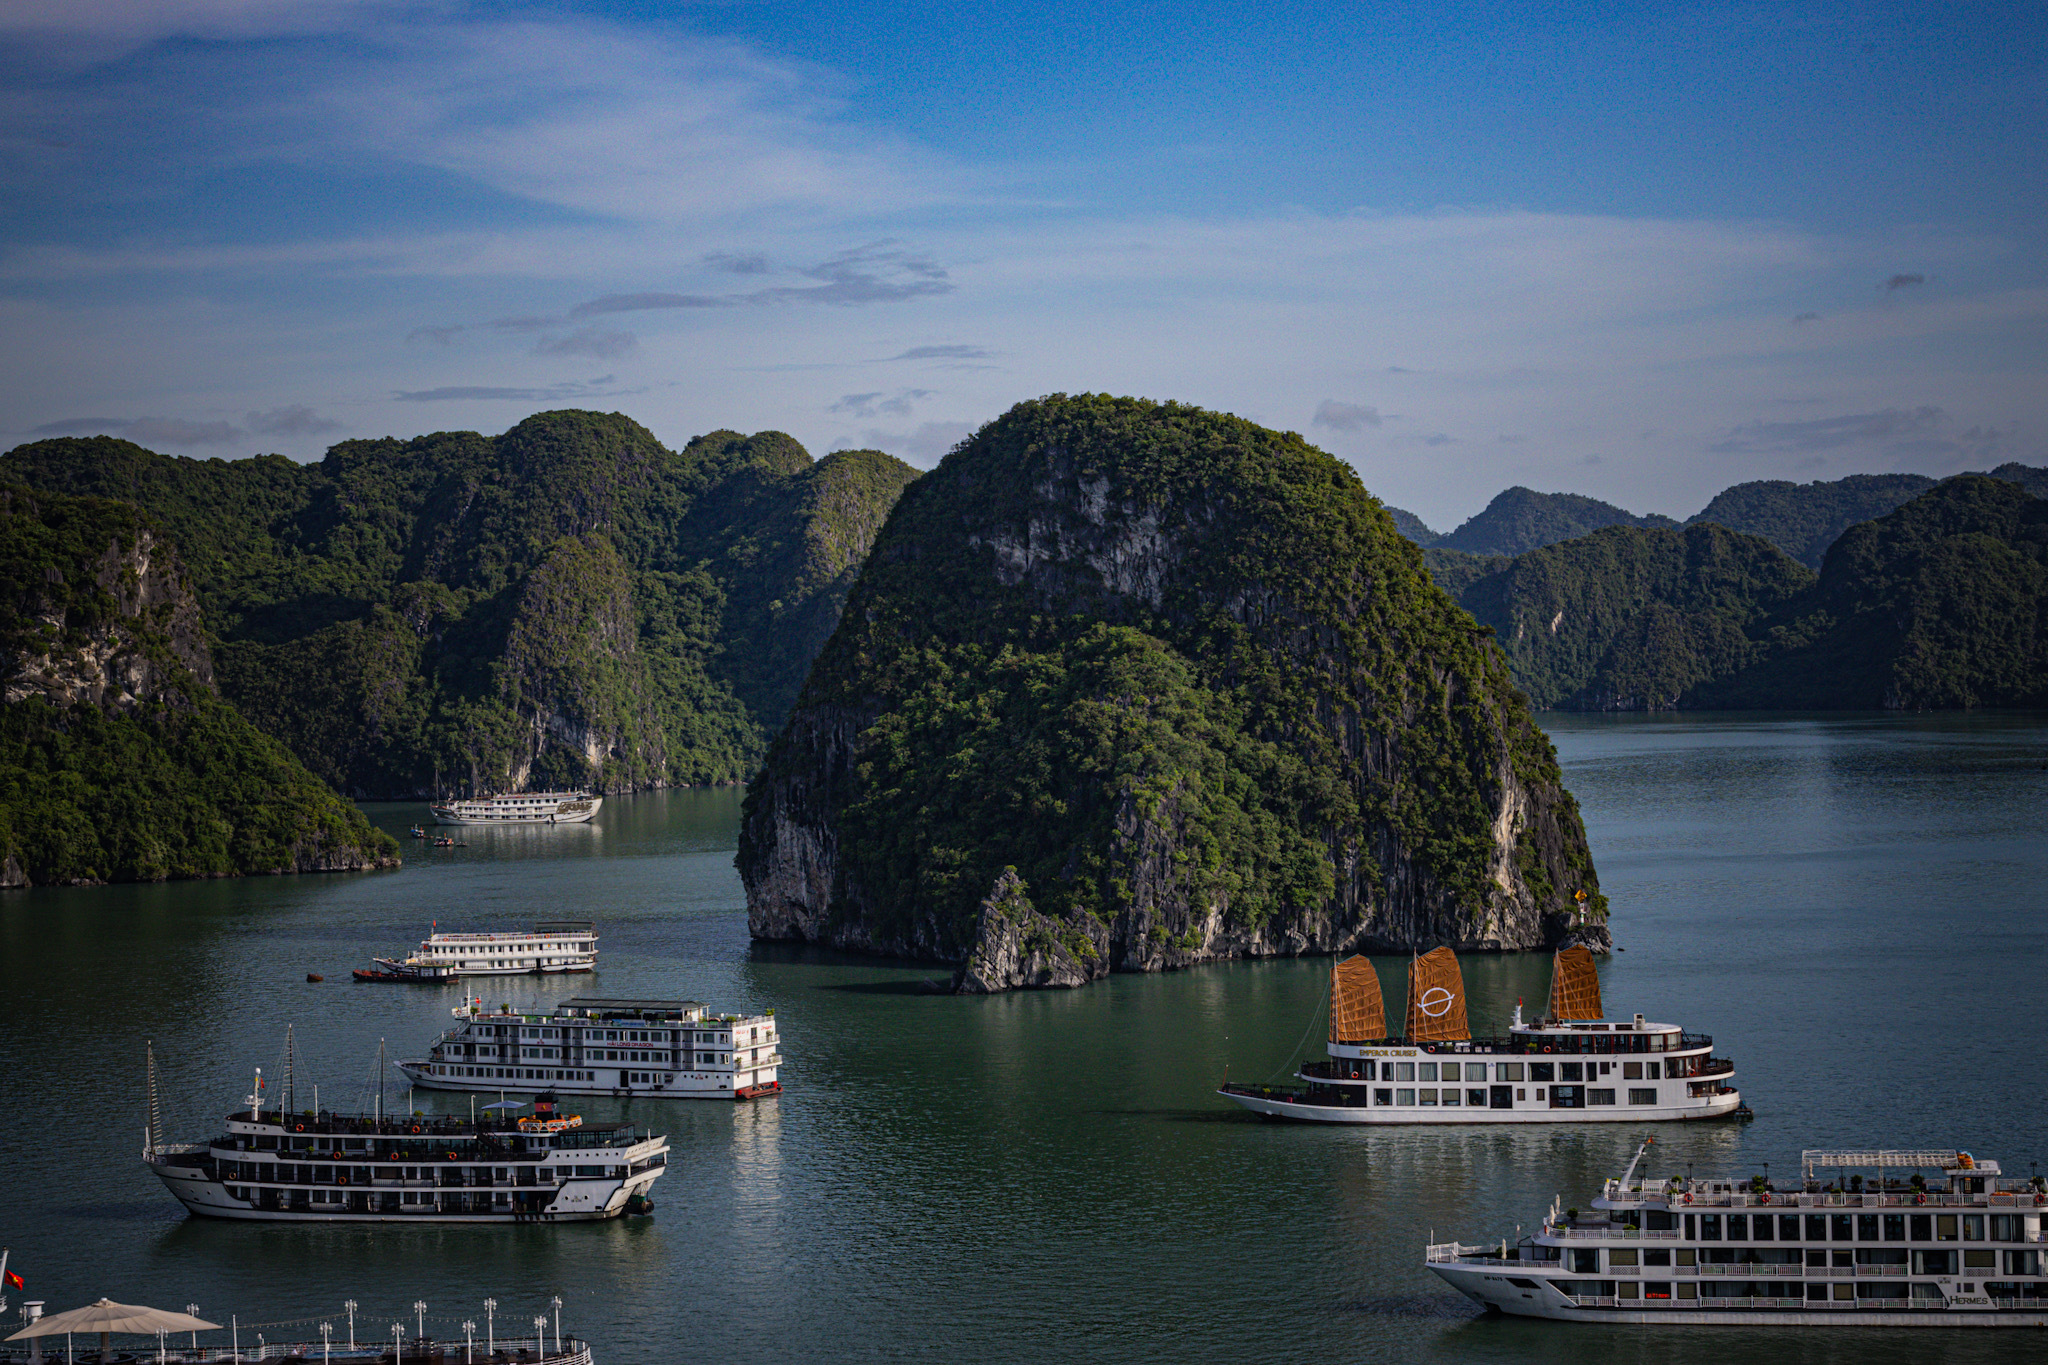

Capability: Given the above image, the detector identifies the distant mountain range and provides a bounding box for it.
[1391,464,2048,566]
[1425,475,2048,710]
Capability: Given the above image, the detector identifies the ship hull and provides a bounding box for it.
[1428,1261,2047,1326]
[1219,1086,1743,1123]
[148,1157,654,1222]
[397,1059,776,1101]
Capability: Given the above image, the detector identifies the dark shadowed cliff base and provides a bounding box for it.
[739,395,1610,992]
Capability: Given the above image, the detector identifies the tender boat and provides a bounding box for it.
[398,997,782,1100]
[1427,1141,2048,1325]
[1219,946,1742,1123]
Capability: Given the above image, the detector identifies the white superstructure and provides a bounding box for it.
[1428,1143,2048,1325]
[359,922,596,981]
[1220,946,1741,1124]
[430,791,602,825]
[144,1078,667,1223]
[398,997,782,1100]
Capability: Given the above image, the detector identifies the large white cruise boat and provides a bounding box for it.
[1427,1142,2048,1325]
[430,791,602,825]
[398,997,782,1100]
[355,922,597,981]
[1219,947,1742,1123]
[143,1050,668,1223]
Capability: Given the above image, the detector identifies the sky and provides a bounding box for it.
[1,0,2043,531]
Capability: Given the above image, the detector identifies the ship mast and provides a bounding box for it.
[377,1039,387,1123]
[283,1024,296,1117]
[145,1039,164,1157]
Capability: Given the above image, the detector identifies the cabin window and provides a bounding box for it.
[1962,1215,1985,1241]
[1622,1062,1642,1079]
[1726,1214,1747,1239]
[1674,1248,1695,1267]
[1699,1214,1721,1241]
[1529,1063,1555,1082]
[1361,1061,1377,1080]
[1496,1063,1524,1082]
[1395,1063,1415,1081]
[1441,1089,1460,1106]
[1854,1214,1877,1241]
[1417,1063,1437,1081]
[1645,1062,1660,1079]
[1608,1248,1638,1267]
[1991,1215,2024,1242]
[1910,1214,1931,1240]
[1533,1087,1545,1101]
[1855,1248,1908,1265]
[2006,1251,2042,1275]
[1913,1250,1957,1275]
[1936,1215,1958,1241]
[1418,1088,1438,1105]
[1467,1089,1487,1106]
[1751,1216,1772,1241]
[1569,1249,1599,1274]
[1396,1089,1416,1106]
[1560,1063,1583,1082]
[1439,1062,1459,1081]
[1588,1088,1615,1105]
[1516,1088,1526,1101]
[1629,1088,1656,1105]
[1373,1089,1392,1106]
[1646,1212,1677,1232]
[1643,1248,1671,1266]
[1828,1214,1852,1241]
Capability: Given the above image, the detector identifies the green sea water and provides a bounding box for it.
[2,713,2044,1363]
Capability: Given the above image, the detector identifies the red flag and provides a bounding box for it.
[4,1271,22,1289]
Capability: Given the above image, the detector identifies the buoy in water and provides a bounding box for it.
[306,972,325,983]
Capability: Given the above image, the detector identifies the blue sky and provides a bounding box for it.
[2,0,2042,529]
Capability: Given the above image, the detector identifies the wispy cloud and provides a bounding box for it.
[533,327,637,359]
[1312,400,1383,433]
[703,251,769,275]
[1711,406,1945,454]
[393,378,636,403]
[887,344,992,361]
[1884,273,1926,292]
[570,292,731,318]
[569,241,952,319]
[26,414,243,446]
[246,405,343,438]
[830,389,933,418]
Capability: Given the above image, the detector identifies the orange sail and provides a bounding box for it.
[1404,946,1470,1041]
[1329,955,1386,1043]
[1547,945,1603,1021]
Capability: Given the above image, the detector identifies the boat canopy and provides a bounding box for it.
[1329,955,1385,1043]
[1404,947,1469,1042]
[1546,945,1602,1021]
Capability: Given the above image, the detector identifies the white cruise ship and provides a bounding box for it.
[355,922,596,981]
[143,1057,668,1223]
[1427,1142,2048,1325]
[430,791,601,826]
[1219,946,1742,1123]
[398,997,782,1100]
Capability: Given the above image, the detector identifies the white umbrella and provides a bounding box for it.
[6,1299,220,1357]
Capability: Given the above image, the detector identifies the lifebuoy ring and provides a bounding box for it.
[1543,1046,1553,1054]
[2034,1194,2045,1206]
[1683,1192,1693,1204]
[410,1124,422,1134]
[1349,1070,1360,1079]
[293,1123,305,1132]
[1915,1193,1927,1205]
[1758,1192,1771,1205]
[447,1151,460,1161]
[336,1175,347,1185]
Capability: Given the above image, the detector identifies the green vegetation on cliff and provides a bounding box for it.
[1686,473,1937,568]
[743,396,1606,981]
[0,486,398,886]
[1436,487,1677,557]
[1439,477,2048,711]
[1,416,919,796]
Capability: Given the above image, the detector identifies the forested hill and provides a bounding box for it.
[1435,476,2048,710]
[1434,487,1678,556]
[0,485,399,886]
[742,395,1608,993]
[0,414,918,798]
[1685,473,1936,567]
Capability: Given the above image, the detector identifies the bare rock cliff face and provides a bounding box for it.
[741,396,1609,991]
[3,525,213,712]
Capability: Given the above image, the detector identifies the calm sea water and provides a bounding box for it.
[2,713,2045,1364]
